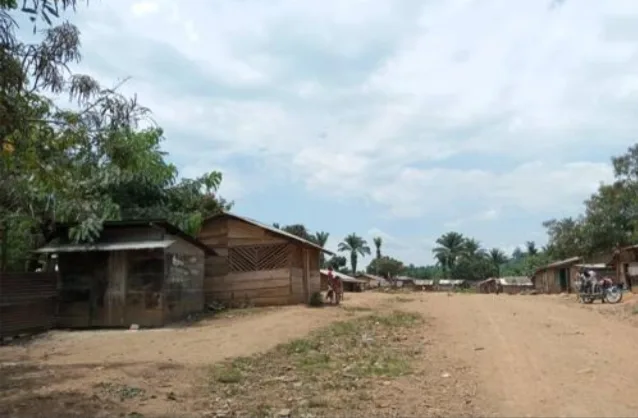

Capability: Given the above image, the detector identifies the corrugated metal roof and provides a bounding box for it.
[497,276,533,286]
[438,279,465,285]
[52,219,216,255]
[34,240,175,253]
[206,212,333,254]
[413,279,434,286]
[535,256,582,274]
[320,269,366,283]
[574,263,609,269]
[395,275,416,282]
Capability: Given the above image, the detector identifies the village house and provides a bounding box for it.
[35,220,214,328]
[320,269,367,292]
[412,279,434,291]
[437,279,466,291]
[356,273,389,288]
[532,256,582,294]
[478,277,533,294]
[197,212,332,307]
[608,245,638,292]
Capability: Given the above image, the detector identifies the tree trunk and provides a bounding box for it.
[351,253,357,276]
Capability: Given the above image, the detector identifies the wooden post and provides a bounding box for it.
[303,248,310,303]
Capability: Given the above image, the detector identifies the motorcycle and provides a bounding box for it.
[576,276,623,304]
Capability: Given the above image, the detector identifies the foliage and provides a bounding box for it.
[338,233,371,275]
[373,236,382,259]
[308,291,324,308]
[0,2,231,269]
[326,254,348,272]
[366,255,403,279]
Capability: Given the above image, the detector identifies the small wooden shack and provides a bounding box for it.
[532,256,582,294]
[609,245,638,292]
[356,273,388,288]
[35,220,214,328]
[198,212,333,307]
[437,279,466,291]
[320,269,366,292]
[413,279,434,291]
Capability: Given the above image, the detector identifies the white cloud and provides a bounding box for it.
[62,0,638,263]
[130,1,159,16]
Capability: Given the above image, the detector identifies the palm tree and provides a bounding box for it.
[313,231,330,267]
[462,238,486,259]
[338,233,371,275]
[434,252,449,278]
[373,236,383,259]
[488,248,508,277]
[526,241,538,256]
[432,232,465,274]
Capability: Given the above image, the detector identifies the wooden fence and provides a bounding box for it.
[0,272,58,338]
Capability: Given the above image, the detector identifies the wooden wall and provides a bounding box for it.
[164,237,205,322]
[534,266,577,294]
[199,216,322,307]
[614,249,638,291]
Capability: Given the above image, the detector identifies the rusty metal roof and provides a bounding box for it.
[320,269,366,283]
[205,211,334,254]
[34,240,176,253]
[535,256,582,273]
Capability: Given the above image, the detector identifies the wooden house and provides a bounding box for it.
[437,279,467,291]
[499,276,533,294]
[608,245,638,291]
[198,212,333,307]
[413,279,434,291]
[532,256,582,294]
[35,220,214,328]
[320,269,366,292]
[356,273,388,288]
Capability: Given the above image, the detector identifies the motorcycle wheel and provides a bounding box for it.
[604,287,623,304]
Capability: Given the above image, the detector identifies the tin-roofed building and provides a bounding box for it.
[35,219,214,328]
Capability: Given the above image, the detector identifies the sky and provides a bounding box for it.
[32,0,638,266]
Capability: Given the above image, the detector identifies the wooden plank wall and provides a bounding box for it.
[0,272,58,338]
[200,217,323,307]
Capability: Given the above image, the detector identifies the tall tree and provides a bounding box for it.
[432,232,465,274]
[373,236,383,259]
[337,233,371,275]
[525,241,538,256]
[280,224,311,240]
[313,231,330,267]
[367,255,402,279]
[488,248,508,278]
[462,238,486,259]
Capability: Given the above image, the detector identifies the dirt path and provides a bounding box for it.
[411,293,638,417]
[0,293,396,417]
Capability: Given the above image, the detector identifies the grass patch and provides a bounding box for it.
[207,310,424,416]
[394,296,415,303]
[341,305,373,313]
[94,383,145,401]
[211,363,244,384]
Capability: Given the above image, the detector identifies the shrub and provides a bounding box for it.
[308,291,324,307]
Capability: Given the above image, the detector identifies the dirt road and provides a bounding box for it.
[3,292,638,417]
[415,293,638,417]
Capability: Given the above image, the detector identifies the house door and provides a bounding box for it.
[558,269,568,292]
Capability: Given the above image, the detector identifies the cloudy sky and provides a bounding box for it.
[45,0,638,265]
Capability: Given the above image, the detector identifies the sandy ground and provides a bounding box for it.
[409,292,638,417]
[2,291,638,417]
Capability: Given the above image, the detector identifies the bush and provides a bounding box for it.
[308,291,324,307]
